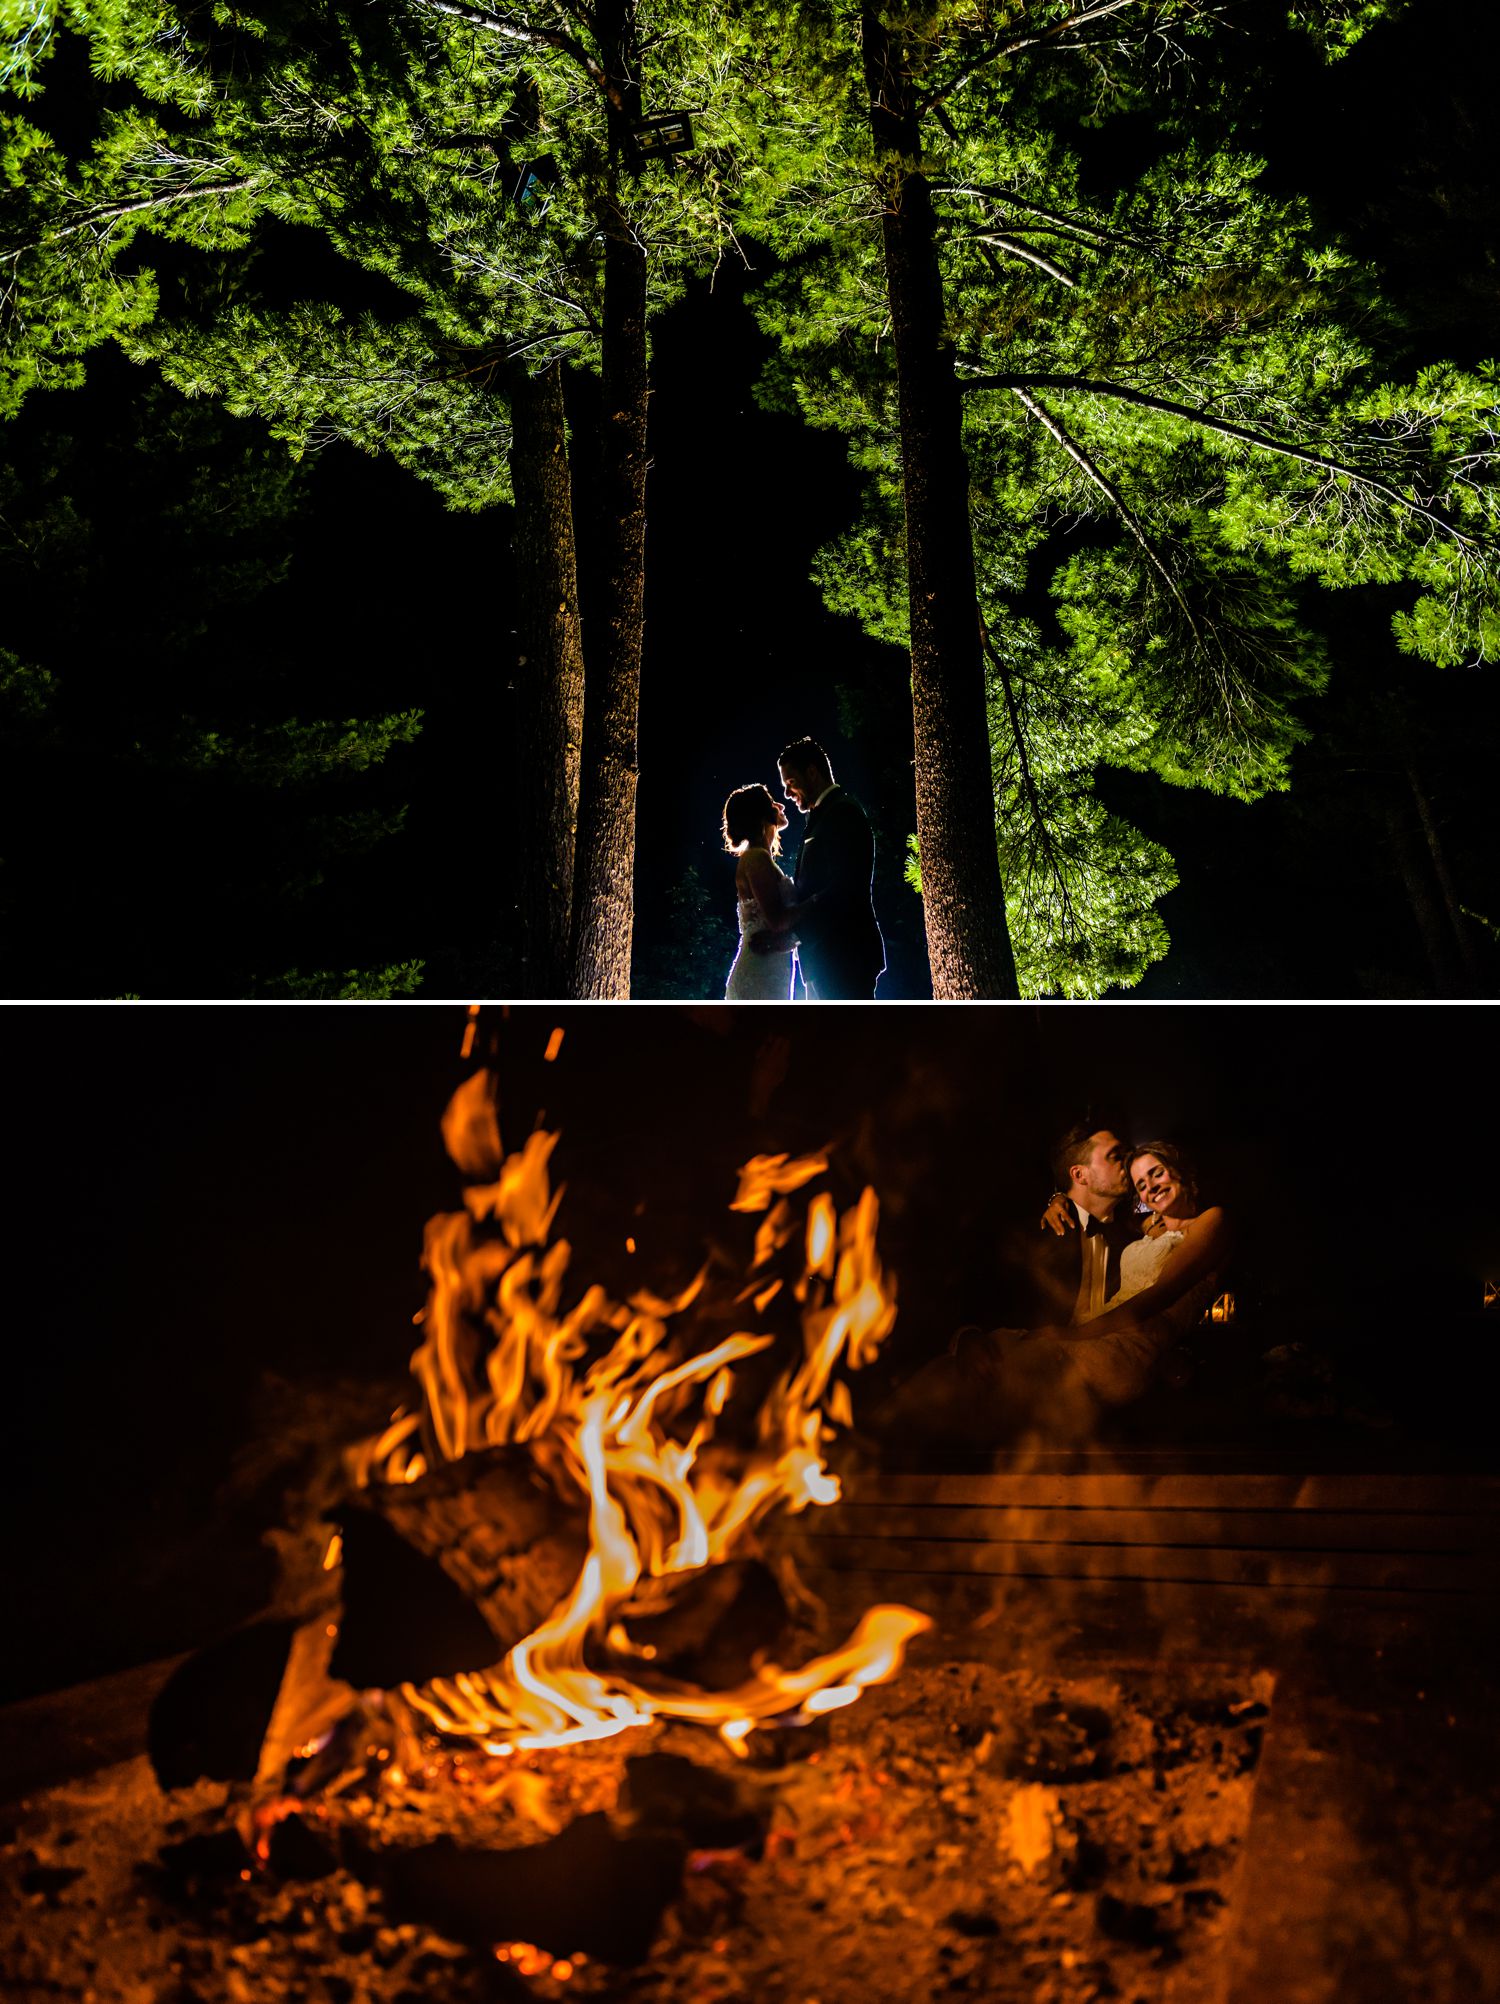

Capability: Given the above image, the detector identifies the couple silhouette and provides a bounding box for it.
[721,738,885,1002]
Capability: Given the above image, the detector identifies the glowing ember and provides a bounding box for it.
[337,1061,929,1763]
[459,1003,481,1060]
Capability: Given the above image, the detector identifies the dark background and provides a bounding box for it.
[6,1001,1496,1702]
[1,3,1498,997]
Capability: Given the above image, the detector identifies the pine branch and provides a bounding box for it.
[980,613,1085,943]
[1008,385,1199,633]
[919,0,1161,115]
[3,176,263,254]
[961,370,1494,552]
[415,0,607,89]
[934,180,1168,264]
[968,232,1076,286]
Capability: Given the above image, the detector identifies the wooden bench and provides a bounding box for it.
[778,1451,1500,1646]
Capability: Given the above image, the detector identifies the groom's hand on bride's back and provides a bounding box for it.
[749,930,798,957]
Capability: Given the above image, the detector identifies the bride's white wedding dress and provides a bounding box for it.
[1105,1228,1184,1309]
[725,849,794,1000]
[1090,1224,1217,1337]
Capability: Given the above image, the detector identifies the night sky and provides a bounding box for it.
[7,1001,1496,1698]
[2,5,1498,997]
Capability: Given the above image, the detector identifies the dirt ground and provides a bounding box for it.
[0,1655,1272,2004]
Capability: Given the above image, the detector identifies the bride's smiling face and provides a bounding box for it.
[1132,1153,1187,1218]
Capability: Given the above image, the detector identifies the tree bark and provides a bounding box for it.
[568,0,649,1000]
[1379,784,1459,995]
[508,360,584,995]
[861,8,1020,999]
[1406,764,1482,995]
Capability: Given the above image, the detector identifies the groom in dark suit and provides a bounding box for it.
[1011,1122,1139,1325]
[777,737,886,1000]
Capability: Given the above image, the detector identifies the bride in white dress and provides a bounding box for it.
[722,783,798,1001]
[1063,1140,1229,1401]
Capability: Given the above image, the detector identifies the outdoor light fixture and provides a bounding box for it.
[632,111,696,159]
[1207,1292,1236,1323]
[511,154,559,214]
[1484,1277,1498,1311]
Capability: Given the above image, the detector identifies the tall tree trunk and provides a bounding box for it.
[508,361,584,995]
[1380,785,1458,995]
[568,0,649,1000]
[1405,764,1481,995]
[861,8,1019,1000]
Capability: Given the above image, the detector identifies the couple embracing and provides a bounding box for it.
[885,1123,1232,1442]
[721,737,885,1002]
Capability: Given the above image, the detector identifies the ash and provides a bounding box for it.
[1,1655,1270,2004]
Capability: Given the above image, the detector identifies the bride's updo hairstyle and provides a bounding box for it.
[722,783,782,856]
[1127,1139,1199,1208]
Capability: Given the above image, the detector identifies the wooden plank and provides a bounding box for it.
[796,1534,1480,1592]
[803,1504,1498,1553]
[854,1471,1500,1513]
[798,1566,1471,1640]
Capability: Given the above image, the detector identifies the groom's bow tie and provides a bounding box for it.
[1079,1209,1123,1299]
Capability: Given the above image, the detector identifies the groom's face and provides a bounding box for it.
[779,761,816,813]
[1073,1131,1130,1208]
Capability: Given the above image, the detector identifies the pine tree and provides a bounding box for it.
[742,0,1500,995]
[2,0,793,995]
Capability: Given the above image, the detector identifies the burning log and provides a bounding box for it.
[326,1508,514,1691]
[343,1813,687,1965]
[609,1558,801,1692]
[330,1447,588,1689]
[147,1617,301,1790]
[621,1750,772,1854]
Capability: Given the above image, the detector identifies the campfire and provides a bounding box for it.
[257,1058,930,1803]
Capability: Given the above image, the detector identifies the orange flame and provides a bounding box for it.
[350,1073,928,1759]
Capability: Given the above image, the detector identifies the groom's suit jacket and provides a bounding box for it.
[793,785,886,999]
[1012,1204,1140,1326]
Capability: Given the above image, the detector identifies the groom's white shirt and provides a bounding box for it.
[1072,1199,1108,1322]
[799,783,840,871]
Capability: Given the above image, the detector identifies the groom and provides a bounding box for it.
[772,737,886,1000]
[1017,1121,1140,1325]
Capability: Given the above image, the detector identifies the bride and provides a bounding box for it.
[1065,1140,1229,1394]
[721,783,798,1001]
